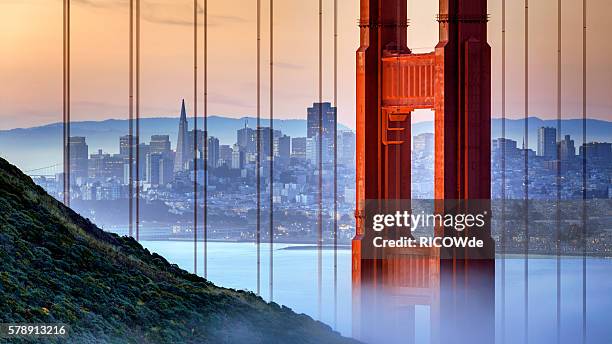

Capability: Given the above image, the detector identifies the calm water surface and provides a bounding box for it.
[142,241,612,343]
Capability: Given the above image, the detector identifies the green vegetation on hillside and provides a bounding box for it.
[0,158,356,344]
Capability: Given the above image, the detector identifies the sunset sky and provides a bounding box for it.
[1,0,611,130]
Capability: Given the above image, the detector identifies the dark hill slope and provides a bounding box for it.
[0,157,356,344]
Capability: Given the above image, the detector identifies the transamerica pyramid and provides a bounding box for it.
[174,99,189,172]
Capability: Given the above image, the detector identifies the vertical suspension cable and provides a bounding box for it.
[203,0,209,279]
[256,0,262,296]
[500,0,506,342]
[136,0,142,240]
[269,0,274,302]
[67,0,71,207]
[62,0,65,204]
[556,0,562,342]
[523,1,529,342]
[193,0,198,275]
[581,1,587,342]
[317,0,323,321]
[332,0,338,329]
[63,0,71,207]
[135,0,141,241]
[67,0,71,208]
[129,0,134,238]
[62,0,68,206]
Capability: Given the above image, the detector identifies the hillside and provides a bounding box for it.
[0,157,356,344]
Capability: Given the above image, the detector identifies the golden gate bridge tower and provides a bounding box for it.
[353,0,494,342]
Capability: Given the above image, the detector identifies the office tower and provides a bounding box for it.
[307,102,337,164]
[149,135,171,155]
[219,144,233,167]
[307,102,336,139]
[206,136,220,168]
[89,150,124,181]
[187,129,206,159]
[306,137,317,163]
[174,99,189,172]
[69,136,88,183]
[492,138,519,158]
[146,153,162,185]
[291,137,307,159]
[231,144,245,169]
[538,126,557,160]
[558,135,576,161]
[122,163,130,185]
[339,131,356,166]
[492,138,518,152]
[305,133,334,164]
[89,149,109,180]
[257,127,273,158]
[119,135,136,157]
[146,152,174,186]
[580,142,612,161]
[123,146,153,185]
[133,143,150,182]
[158,157,174,185]
[274,135,291,160]
[413,133,434,158]
[237,124,257,154]
[120,134,150,181]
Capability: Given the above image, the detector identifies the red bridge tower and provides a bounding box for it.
[353,0,494,342]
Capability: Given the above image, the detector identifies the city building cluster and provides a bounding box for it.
[35,101,358,243]
[31,106,611,254]
[492,126,611,199]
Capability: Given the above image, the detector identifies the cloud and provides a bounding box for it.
[209,92,253,109]
[70,0,247,27]
[274,62,305,70]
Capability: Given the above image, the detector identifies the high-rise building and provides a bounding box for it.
[150,135,171,155]
[307,102,337,164]
[339,131,356,166]
[538,127,557,160]
[136,143,150,182]
[274,135,291,161]
[291,137,307,159]
[413,133,434,158]
[174,99,189,172]
[219,144,233,167]
[580,142,612,161]
[89,149,124,181]
[492,138,519,158]
[307,102,336,139]
[69,136,88,184]
[237,124,257,154]
[159,158,173,185]
[118,136,150,182]
[558,135,575,161]
[119,135,136,157]
[306,137,317,163]
[187,129,206,161]
[206,136,220,168]
[257,127,273,158]
[231,144,245,169]
[146,153,174,186]
[146,153,162,185]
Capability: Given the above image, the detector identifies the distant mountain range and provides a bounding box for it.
[0,116,350,171]
[0,116,610,171]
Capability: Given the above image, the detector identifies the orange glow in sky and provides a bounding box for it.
[1,0,610,130]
